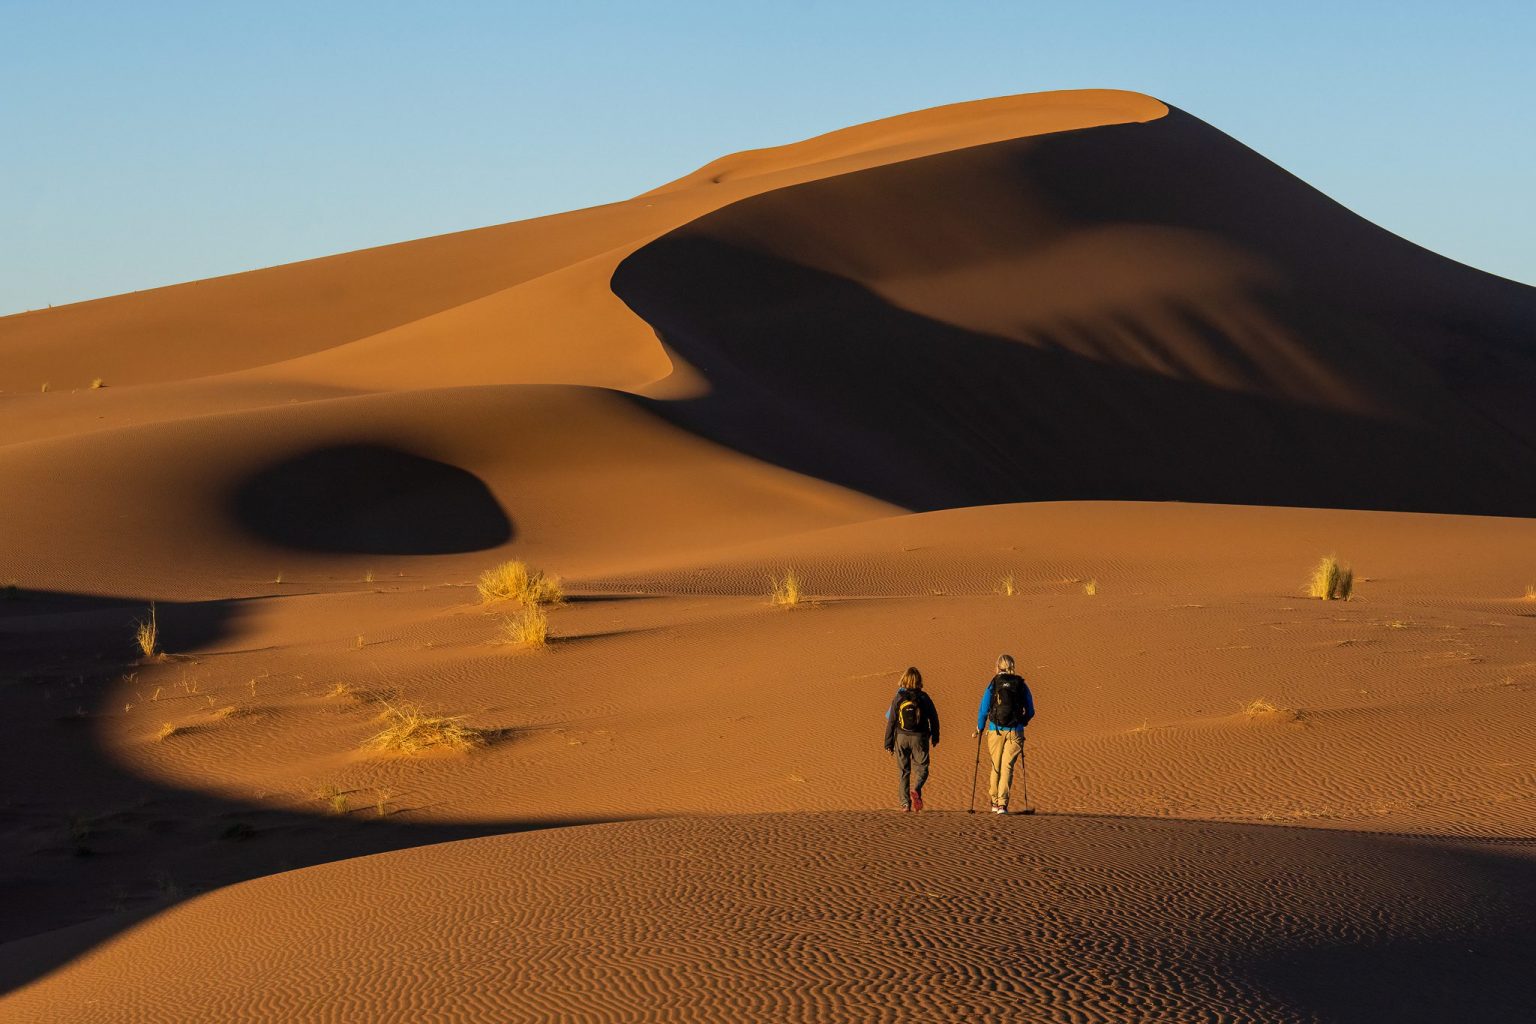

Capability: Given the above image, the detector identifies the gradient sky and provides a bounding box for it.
[3,1,1532,314]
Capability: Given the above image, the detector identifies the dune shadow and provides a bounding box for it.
[0,587,633,996]
[227,443,512,554]
[610,109,1536,518]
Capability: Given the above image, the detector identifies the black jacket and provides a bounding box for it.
[883,687,940,749]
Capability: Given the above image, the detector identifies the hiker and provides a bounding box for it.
[883,666,940,812]
[974,654,1034,813]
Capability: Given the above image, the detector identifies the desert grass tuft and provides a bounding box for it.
[89,377,105,389]
[1525,584,1536,601]
[769,569,803,608]
[1242,698,1301,723]
[1082,579,1098,596]
[477,560,563,606]
[1307,555,1353,601]
[40,381,49,393]
[135,604,160,659]
[155,722,180,742]
[998,574,1017,597]
[363,701,487,756]
[500,605,549,649]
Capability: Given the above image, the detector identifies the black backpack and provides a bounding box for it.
[894,690,925,732]
[988,674,1026,728]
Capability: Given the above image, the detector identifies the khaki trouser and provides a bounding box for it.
[987,729,1022,808]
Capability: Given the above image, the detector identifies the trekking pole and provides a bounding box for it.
[1018,734,1035,815]
[966,688,995,814]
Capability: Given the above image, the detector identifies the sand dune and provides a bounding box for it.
[6,814,1535,1023]
[3,88,1535,1020]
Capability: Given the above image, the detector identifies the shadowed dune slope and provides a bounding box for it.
[4,813,1534,1023]
[613,107,1536,516]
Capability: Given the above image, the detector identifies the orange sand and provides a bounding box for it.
[3,89,1535,1022]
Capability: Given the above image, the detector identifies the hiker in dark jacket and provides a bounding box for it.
[974,654,1034,813]
[883,666,940,812]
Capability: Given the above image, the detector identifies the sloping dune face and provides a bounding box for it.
[613,108,1536,515]
[7,814,1535,1023]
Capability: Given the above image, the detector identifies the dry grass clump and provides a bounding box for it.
[1242,698,1301,724]
[769,569,802,608]
[89,377,105,389]
[363,701,487,756]
[477,560,563,606]
[1307,555,1353,601]
[1525,584,1536,601]
[1082,578,1098,596]
[155,722,180,742]
[500,605,549,648]
[998,574,1017,597]
[135,604,160,659]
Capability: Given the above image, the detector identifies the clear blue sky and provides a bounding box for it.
[3,1,1532,314]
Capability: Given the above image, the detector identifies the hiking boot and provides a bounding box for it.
[910,790,923,812]
[990,804,1006,814]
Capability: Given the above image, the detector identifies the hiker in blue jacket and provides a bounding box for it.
[974,654,1034,813]
[883,667,939,812]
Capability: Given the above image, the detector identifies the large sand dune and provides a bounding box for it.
[3,89,1535,1020]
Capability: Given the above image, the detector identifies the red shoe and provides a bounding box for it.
[910,790,923,812]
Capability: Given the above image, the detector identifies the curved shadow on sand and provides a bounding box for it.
[611,108,1536,517]
[227,443,513,554]
[0,589,632,995]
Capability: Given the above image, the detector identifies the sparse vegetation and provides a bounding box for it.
[353,634,365,650]
[40,381,49,393]
[477,560,563,606]
[316,784,350,815]
[89,377,105,389]
[1525,584,1536,601]
[328,682,354,699]
[363,570,375,583]
[998,574,1017,597]
[211,705,244,719]
[1083,579,1098,596]
[373,787,394,818]
[362,701,487,756]
[274,571,284,585]
[1242,698,1301,724]
[769,569,803,608]
[135,604,160,659]
[1307,555,1353,601]
[500,605,549,648]
[155,722,180,742]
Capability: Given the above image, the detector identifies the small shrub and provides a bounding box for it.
[1083,579,1098,596]
[363,701,487,756]
[501,605,549,648]
[135,604,160,659]
[155,722,179,742]
[769,569,802,607]
[1525,584,1536,601]
[89,378,105,389]
[477,560,563,605]
[998,574,1017,597]
[1307,555,1353,601]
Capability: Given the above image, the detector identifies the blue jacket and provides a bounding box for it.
[977,673,1034,733]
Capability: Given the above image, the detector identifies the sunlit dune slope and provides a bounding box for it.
[613,108,1536,515]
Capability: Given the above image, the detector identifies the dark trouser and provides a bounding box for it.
[894,731,930,808]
